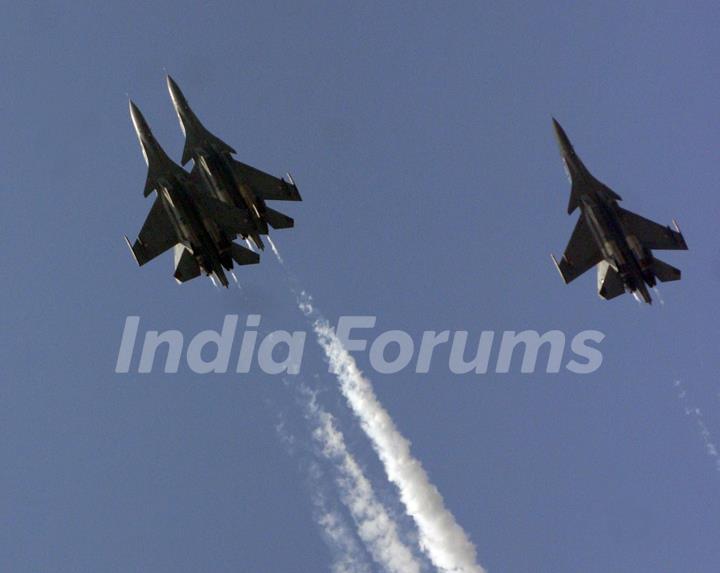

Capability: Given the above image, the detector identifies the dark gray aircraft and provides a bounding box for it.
[166,75,301,251]
[124,101,259,287]
[550,119,687,304]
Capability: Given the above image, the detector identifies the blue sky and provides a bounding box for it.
[1,2,719,571]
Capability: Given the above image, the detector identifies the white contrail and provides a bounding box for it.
[274,416,372,573]
[310,312,485,572]
[674,379,720,473]
[309,464,374,573]
[269,239,485,572]
[267,235,284,264]
[305,392,423,573]
[310,469,373,573]
[317,509,372,573]
[652,286,665,306]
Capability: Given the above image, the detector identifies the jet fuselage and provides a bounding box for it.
[195,151,268,248]
[130,100,232,286]
[554,118,656,303]
[577,188,653,303]
[156,173,232,287]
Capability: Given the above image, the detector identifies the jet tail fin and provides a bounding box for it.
[264,206,294,229]
[173,246,201,283]
[597,261,625,300]
[653,258,681,282]
[231,242,260,266]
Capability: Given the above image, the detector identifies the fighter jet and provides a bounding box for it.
[550,118,687,304]
[124,101,259,287]
[166,75,301,251]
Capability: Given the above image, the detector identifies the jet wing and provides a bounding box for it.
[126,197,178,266]
[552,215,604,284]
[618,208,687,250]
[191,188,255,237]
[232,159,302,201]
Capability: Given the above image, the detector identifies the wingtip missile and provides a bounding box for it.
[284,172,302,200]
[123,235,136,262]
[671,219,689,249]
[124,235,145,266]
[550,253,563,277]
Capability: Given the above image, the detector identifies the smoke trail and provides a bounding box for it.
[308,463,374,573]
[304,390,424,573]
[317,508,373,573]
[674,379,720,473]
[276,383,422,573]
[267,235,284,264]
[652,286,665,306]
[270,245,485,573]
[310,314,485,572]
[274,415,372,573]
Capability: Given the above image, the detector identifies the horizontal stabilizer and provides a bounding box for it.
[597,261,625,300]
[264,206,294,229]
[231,242,260,266]
[173,245,201,283]
[653,258,681,282]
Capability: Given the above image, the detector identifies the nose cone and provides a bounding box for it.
[128,100,170,169]
[129,100,151,140]
[128,100,154,164]
[552,117,575,159]
[166,75,193,132]
[166,75,185,109]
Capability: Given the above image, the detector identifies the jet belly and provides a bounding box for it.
[159,182,221,273]
[197,154,268,246]
[158,185,197,249]
[197,155,234,206]
[624,233,655,284]
[199,154,266,223]
[580,202,623,267]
